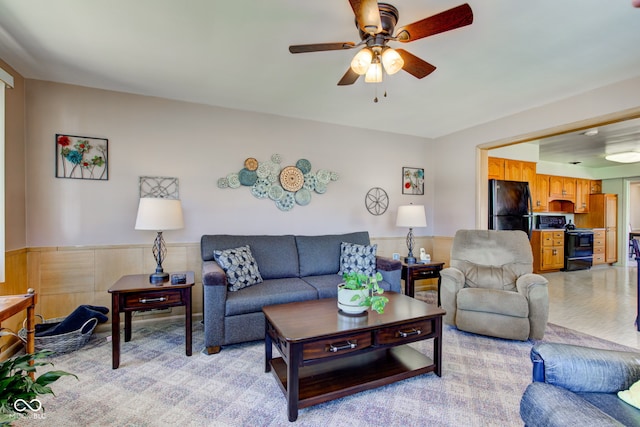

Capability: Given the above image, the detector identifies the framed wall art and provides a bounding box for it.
[402,167,424,195]
[56,134,108,180]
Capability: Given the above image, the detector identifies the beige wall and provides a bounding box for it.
[431,76,640,237]
[24,80,434,248]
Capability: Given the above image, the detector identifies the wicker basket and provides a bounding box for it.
[18,314,98,354]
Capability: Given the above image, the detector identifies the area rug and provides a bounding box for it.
[14,319,636,427]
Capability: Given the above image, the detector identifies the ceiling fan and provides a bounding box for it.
[289,1,473,85]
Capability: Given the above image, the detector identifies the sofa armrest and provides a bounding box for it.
[440,267,465,325]
[531,342,640,393]
[202,260,229,353]
[376,256,402,293]
[376,256,401,272]
[202,260,227,287]
[516,273,549,340]
[520,382,625,427]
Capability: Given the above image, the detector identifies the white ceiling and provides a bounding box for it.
[1,0,639,164]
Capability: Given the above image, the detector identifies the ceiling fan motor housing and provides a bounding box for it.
[357,3,399,40]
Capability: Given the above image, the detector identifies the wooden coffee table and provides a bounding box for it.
[263,292,445,421]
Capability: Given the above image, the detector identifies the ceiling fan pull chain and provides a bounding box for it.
[373,85,378,103]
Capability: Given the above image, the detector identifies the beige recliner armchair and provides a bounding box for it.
[440,230,549,340]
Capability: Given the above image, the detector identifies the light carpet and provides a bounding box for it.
[14,317,636,427]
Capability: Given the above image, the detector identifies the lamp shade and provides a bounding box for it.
[364,61,383,83]
[381,48,404,75]
[135,198,184,231]
[396,205,427,228]
[350,48,373,75]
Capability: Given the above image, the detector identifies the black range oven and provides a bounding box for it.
[536,215,594,271]
[564,229,594,271]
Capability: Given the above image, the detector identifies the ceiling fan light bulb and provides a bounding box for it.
[350,49,373,75]
[381,48,404,75]
[365,62,383,83]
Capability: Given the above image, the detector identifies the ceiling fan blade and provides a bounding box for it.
[395,3,473,43]
[349,0,382,34]
[337,67,360,86]
[289,42,355,54]
[396,49,436,79]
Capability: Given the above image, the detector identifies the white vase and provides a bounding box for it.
[337,285,368,314]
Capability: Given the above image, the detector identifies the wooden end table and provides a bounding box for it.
[402,261,445,304]
[264,293,445,421]
[0,290,37,378]
[108,272,194,369]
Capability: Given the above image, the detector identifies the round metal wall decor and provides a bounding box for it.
[280,166,304,192]
[365,187,389,215]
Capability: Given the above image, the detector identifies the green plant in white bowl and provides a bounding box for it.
[338,271,388,314]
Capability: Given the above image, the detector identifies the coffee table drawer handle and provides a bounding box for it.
[139,297,167,303]
[397,328,422,338]
[328,340,357,352]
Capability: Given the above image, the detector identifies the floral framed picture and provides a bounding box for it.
[56,134,108,180]
[402,167,424,195]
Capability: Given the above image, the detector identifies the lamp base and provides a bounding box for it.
[404,256,417,264]
[149,272,169,284]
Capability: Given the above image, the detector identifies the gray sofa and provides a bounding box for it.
[200,231,402,354]
[520,342,640,426]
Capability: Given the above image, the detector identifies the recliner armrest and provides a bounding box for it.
[440,267,465,288]
[516,273,548,295]
[531,342,640,393]
[375,256,401,271]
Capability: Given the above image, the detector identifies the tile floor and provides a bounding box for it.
[544,263,640,349]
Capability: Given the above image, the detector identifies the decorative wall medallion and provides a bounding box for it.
[217,154,338,211]
[280,166,304,192]
[365,187,389,215]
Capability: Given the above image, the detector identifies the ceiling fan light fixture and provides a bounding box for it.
[365,61,383,83]
[350,48,373,75]
[381,47,404,75]
[605,151,640,164]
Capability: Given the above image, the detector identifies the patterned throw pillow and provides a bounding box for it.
[338,242,377,276]
[213,245,263,291]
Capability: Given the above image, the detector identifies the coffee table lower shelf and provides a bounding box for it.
[269,345,435,412]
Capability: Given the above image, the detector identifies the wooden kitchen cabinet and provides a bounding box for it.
[531,230,564,273]
[590,180,602,194]
[575,193,617,264]
[549,176,576,202]
[504,159,536,185]
[488,157,505,180]
[533,174,550,212]
[592,228,605,265]
[574,178,590,213]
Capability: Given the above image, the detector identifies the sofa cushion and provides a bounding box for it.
[303,274,396,299]
[302,274,343,299]
[213,245,263,291]
[338,242,377,276]
[202,235,298,279]
[225,278,318,316]
[296,232,370,277]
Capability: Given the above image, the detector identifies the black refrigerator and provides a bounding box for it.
[488,179,533,237]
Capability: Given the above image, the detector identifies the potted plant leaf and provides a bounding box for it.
[338,271,389,314]
[0,350,76,425]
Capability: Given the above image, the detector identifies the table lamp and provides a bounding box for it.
[135,197,184,283]
[396,204,427,264]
